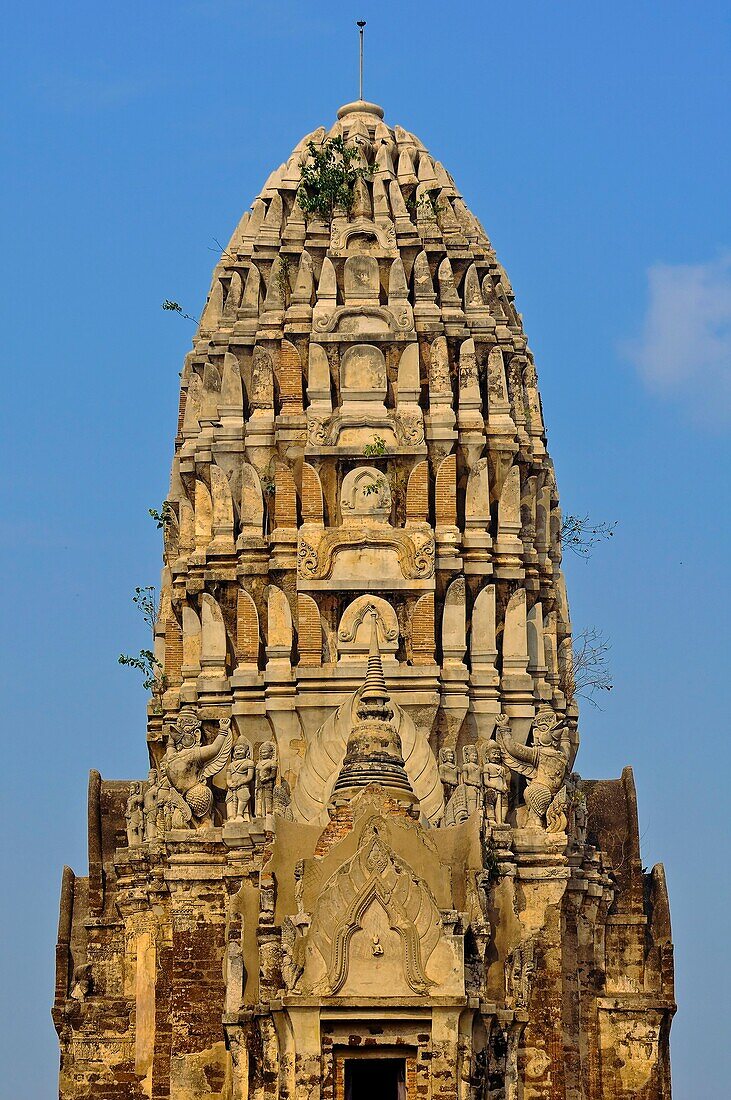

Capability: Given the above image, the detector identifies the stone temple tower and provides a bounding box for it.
[53,99,675,1099]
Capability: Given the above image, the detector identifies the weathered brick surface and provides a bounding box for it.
[297,593,322,665]
[435,454,457,527]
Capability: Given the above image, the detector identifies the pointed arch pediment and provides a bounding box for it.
[305,817,440,995]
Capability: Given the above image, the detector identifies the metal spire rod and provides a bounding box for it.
[357,21,366,101]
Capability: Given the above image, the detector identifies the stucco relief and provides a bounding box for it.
[301,816,458,997]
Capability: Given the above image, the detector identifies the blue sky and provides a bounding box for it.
[1,2,729,1095]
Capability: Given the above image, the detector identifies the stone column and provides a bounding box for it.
[132,913,158,1090]
[431,1008,461,1100]
[287,1006,322,1100]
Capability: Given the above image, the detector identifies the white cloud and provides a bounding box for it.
[627,253,731,427]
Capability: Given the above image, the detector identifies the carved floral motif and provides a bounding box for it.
[297,527,435,581]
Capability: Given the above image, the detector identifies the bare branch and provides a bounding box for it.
[208,237,238,265]
[561,514,617,558]
[560,627,613,709]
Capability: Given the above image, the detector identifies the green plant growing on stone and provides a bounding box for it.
[363,435,387,457]
[297,136,371,225]
[483,833,502,886]
[406,188,443,220]
[118,586,166,696]
[362,476,387,497]
[275,255,292,307]
[149,501,174,530]
[162,299,198,324]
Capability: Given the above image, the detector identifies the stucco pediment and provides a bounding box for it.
[298,809,464,998]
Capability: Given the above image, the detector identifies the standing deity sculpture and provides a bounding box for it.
[226,740,255,822]
[255,741,278,819]
[495,708,568,830]
[461,745,483,816]
[505,936,537,1009]
[482,741,510,826]
[125,782,145,847]
[442,744,484,826]
[438,747,459,806]
[567,771,588,847]
[163,709,233,829]
[143,769,159,841]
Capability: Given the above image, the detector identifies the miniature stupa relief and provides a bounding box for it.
[53,96,675,1099]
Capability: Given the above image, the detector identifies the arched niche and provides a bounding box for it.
[340,343,387,404]
[340,466,391,525]
[337,595,399,662]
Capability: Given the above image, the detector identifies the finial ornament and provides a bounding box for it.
[357,20,366,101]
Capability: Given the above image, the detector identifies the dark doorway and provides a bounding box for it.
[344,1057,406,1100]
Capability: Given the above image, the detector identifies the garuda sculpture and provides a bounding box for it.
[163,708,232,828]
[495,708,569,830]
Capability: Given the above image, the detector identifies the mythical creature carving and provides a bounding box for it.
[163,709,232,829]
[226,740,255,822]
[546,783,570,833]
[495,709,568,830]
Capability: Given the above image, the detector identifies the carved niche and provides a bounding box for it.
[300,815,462,998]
[297,464,434,591]
[340,466,391,524]
[337,595,399,660]
[307,343,424,451]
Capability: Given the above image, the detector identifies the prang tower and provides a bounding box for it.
[53,100,675,1100]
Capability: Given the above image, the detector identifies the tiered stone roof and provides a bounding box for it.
[155,97,577,803]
